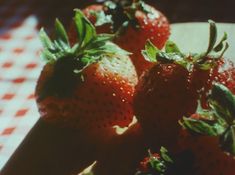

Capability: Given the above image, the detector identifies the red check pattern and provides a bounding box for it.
[0,0,109,170]
[0,0,43,169]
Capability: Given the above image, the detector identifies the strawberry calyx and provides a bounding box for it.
[181,83,235,156]
[92,0,159,33]
[38,10,129,99]
[136,147,173,175]
[142,20,228,71]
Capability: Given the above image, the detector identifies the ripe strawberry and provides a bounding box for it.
[35,10,138,143]
[136,147,173,175]
[179,83,235,175]
[134,20,229,150]
[70,0,170,76]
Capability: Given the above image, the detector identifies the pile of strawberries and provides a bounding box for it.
[35,0,235,174]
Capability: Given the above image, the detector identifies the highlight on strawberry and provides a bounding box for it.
[134,20,230,150]
[69,0,170,76]
[35,9,138,141]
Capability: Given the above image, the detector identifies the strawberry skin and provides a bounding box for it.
[215,58,235,93]
[134,63,196,150]
[115,5,170,76]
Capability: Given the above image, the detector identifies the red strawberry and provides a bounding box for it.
[69,0,170,76]
[36,10,137,143]
[114,1,170,76]
[136,147,173,175]
[179,83,235,175]
[134,20,229,150]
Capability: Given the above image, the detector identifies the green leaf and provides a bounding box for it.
[195,59,217,70]
[205,20,217,55]
[39,28,55,51]
[210,83,235,121]
[54,19,69,47]
[220,125,235,155]
[73,10,85,44]
[40,50,56,62]
[142,40,159,62]
[73,9,96,48]
[160,147,173,163]
[165,41,181,53]
[96,42,130,56]
[157,52,184,63]
[213,32,228,52]
[180,116,223,136]
[86,34,114,50]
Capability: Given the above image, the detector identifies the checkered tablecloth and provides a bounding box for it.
[0,0,99,170]
[0,0,44,170]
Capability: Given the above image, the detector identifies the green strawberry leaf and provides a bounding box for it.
[196,20,229,69]
[142,40,159,62]
[157,52,185,63]
[74,9,96,48]
[40,49,57,62]
[39,28,55,51]
[148,150,166,174]
[180,116,224,136]
[160,147,173,163]
[220,125,235,155]
[165,41,181,53]
[85,34,114,49]
[213,32,228,52]
[205,20,217,55]
[54,18,70,48]
[210,83,235,121]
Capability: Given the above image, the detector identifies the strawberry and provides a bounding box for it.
[35,10,138,143]
[136,147,173,175]
[179,83,235,175]
[69,0,170,76]
[134,20,229,150]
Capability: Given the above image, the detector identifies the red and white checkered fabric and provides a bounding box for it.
[0,0,44,169]
[0,0,94,170]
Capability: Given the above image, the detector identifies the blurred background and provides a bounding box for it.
[1,0,234,30]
